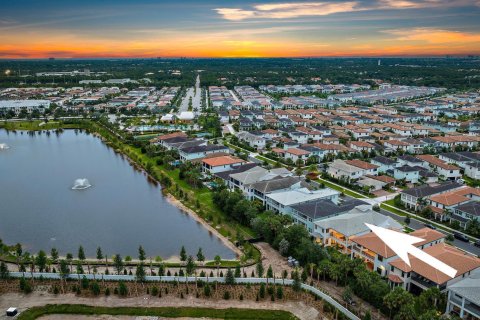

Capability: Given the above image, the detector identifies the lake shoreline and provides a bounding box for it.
[93,129,242,260]
[0,126,239,262]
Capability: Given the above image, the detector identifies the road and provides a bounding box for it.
[179,74,201,114]
[380,207,480,256]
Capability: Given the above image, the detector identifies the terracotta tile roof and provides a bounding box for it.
[351,232,397,258]
[366,175,396,184]
[385,140,410,146]
[202,155,245,167]
[271,148,286,155]
[389,243,480,284]
[416,154,459,170]
[430,187,480,206]
[350,141,375,148]
[388,274,404,283]
[151,131,187,142]
[345,159,378,170]
[430,193,470,206]
[286,148,311,156]
[351,227,444,259]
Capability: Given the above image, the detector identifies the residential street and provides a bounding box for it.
[179,74,201,114]
[379,207,480,256]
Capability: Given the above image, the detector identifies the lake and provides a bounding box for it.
[0,128,235,260]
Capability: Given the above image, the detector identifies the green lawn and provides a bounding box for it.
[380,203,407,217]
[18,304,298,320]
[1,120,86,131]
[316,178,368,199]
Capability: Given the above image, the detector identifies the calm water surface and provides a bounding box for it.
[0,129,235,259]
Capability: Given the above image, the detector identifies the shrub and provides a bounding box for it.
[105,288,110,296]
[223,291,230,300]
[259,283,266,299]
[118,282,128,296]
[267,285,274,295]
[276,286,283,299]
[151,287,158,296]
[90,282,100,296]
[204,284,211,297]
[81,276,89,289]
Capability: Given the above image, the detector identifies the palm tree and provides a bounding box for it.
[308,263,316,280]
[329,263,341,286]
[318,260,330,281]
[214,255,221,277]
[66,253,73,273]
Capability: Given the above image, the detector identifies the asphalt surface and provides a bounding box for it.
[179,75,201,114]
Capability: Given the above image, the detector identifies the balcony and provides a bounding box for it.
[450,296,480,319]
[411,274,437,290]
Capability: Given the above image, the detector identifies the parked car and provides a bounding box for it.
[6,307,18,317]
[424,223,436,230]
[474,240,480,247]
[454,232,470,242]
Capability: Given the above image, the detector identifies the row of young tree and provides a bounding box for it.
[210,187,455,320]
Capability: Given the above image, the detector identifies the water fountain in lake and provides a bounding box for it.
[72,178,92,190]
[0,143,10,150]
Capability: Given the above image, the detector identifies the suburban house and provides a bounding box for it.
[327,159,378,181]
[416,154,461,180]
[179,145,229,161]
[285,148,311,163]
[446,269,480,320]
[397,155,425,168]
[350,141,376,153]
[236,131,267,149]
[388,243,480,294]
[265,187,340,217]
[371,156,397,173]
[400,182,463,210]
[439,152,480,180]
[357,175,396,191]
[453,202,480,229]
[290,198,367,234]
[393,165,420,183]
[428,186,480,223]
[312,205,402,252]
[201,155,247,174]
[350,227,445,277]
[228,166,292,195]
[248,175,303,204]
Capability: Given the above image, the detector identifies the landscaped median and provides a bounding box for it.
[18,304,298,320]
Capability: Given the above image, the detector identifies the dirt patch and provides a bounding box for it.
[0,292,320,320]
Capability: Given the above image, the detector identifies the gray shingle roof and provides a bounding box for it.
[291,198,368,220]
[401,181,461,198]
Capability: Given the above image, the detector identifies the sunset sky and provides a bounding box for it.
[1,0,480,58]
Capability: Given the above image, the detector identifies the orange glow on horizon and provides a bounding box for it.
[1,27,480,59]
